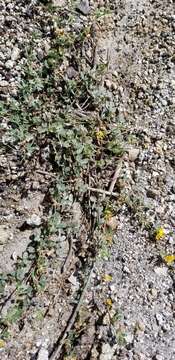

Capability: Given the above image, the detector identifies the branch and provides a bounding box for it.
[88,187,118,198]
[49,265,94,360]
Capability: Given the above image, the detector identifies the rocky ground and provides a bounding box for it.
[0,0,175,359]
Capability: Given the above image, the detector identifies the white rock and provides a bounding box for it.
[5,60,14,69]
[100,343,116,360]
[129,148,140,161]
[125,333,134,343]
[0,225,10,244]
[105,79,112,89]
[26,214,41,227]
[11,47,20,61]
[110,284,115,292]
[156,313,164,326]
[52,0,67,5]
[68,274,79,287]
[154,266,168,276]
[76,0,90,15]
[155,355,164,360]
[37,347,48,360]
[0,80,9,87]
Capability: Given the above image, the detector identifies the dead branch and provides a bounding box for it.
[88,186,118,198]
[49,265,94,360]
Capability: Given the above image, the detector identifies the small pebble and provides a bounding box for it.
[11,46,20,61]
[129,149,140,162]
[76,0,90,15]
[5,59,14,69]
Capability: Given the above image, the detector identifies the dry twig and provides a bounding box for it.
[88,186,118,198]
[49,265,94,360]
[108,158,123,193]
[61,236,73,274]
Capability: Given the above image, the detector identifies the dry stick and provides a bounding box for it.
[61,236,73,274]
[49,265,94,360]
[108,158,123,194]
[87,159,123,198]
[35,170,56,177]
[87,186,118,198]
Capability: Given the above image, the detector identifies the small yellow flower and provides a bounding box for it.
[103,274,112,282]
[105,298,113,307]
[104,208,113,221]
[96,130,106,142]
[154,227,165,241]
[163,254,175,265]
[0,339,6,348]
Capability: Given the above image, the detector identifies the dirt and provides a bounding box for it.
[0,0,175,359]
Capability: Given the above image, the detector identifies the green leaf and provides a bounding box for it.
[5,306,23,324]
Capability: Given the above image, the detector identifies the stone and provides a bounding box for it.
[100,343,116,360]
[76,0,90,15]
[105,79,112,89]
[37,347,48,360]
[5,60,14,69]
[66,66,78,79]
[156,313,164,326]
[147,189,158,199]
[0,80,8,87]
[52,0,66,6]
[125,333,134,344]
[32,181,40,190]
[11,47,20,61]
[26,214,41,227]
[110,284,115,292]
[154,266,168,276]
[0,225,10,244]
[129,148,140,161]
[150,288,158,297]
[155,355,164,360]
[68,274,79,287]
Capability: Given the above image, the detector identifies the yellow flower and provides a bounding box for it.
[163,255,175,265]
[104,208,113,221]
[96,130,106,142]
[103,274,112,282]
[105,298,113,307]
[0,339,6,348]
[154,227,165,241]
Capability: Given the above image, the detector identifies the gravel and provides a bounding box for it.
[89,1,175,358]
[0,0,175,359]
